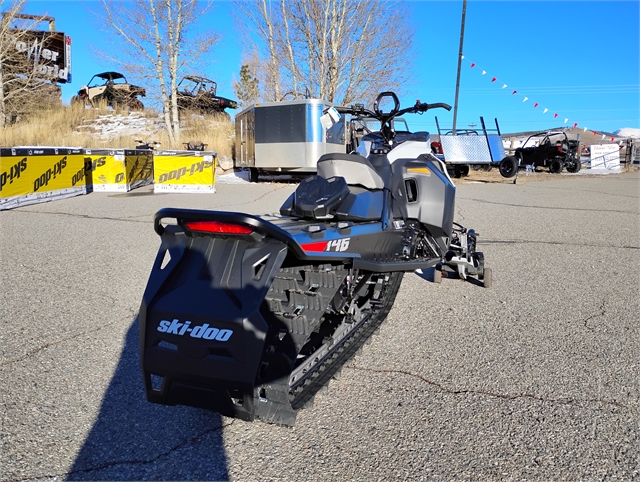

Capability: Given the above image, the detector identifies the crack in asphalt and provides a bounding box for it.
[0,308,138,368]
[460,198,638,215]
[345,366,626,409]
[1,262,138,368]
[479,239,640,250]
[583,299,607,331]
[6,420,234,482]
[4,209,150,224]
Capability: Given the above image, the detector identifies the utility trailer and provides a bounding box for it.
[432,117,505,178]
[234,99,348,182]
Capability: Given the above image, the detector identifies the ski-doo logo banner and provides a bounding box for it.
[157,319,233,341]
[153,151,217,193]
[0,150,85,208]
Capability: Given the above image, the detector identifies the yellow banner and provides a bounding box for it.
[153,151,217,193]
[1,148,86,209]
[83,149,153,191]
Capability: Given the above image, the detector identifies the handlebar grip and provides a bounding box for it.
[429,103,452,111]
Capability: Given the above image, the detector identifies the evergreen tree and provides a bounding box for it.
[234,64,259,109]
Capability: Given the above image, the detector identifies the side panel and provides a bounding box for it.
[255,142,343,170]
[391,157,456,239]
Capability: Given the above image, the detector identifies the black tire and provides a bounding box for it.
[499,156,518,178]
[248,167,259,183]
[565,157,581,173]
[483,267,492,288]
[70,95,83,107]
[457,165,470,178]
[130,99,144,111]
[549,157,564,173]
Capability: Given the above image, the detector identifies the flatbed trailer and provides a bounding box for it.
[433,117,506,177]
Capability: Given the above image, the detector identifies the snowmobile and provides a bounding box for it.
[139,92,491,426]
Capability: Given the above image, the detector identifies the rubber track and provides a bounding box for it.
[289,271,404,410]
[254,268,403,425]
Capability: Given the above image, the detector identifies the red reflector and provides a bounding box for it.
[184,220,254,235]
[301,241,329,252]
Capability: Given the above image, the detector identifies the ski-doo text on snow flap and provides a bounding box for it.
[157,319,233,341]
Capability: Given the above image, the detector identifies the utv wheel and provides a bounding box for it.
[456,165,470,178]
[130,99,144,111]
[565,158,581,173]
[70,95,83,107]
[499,156,518,178]
[482,267,492,288]
[248,167,259,183]
[549,157,564,173]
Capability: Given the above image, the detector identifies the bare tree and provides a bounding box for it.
[236,0,413,106]
[95,0,219,145]
[0,0,62,127]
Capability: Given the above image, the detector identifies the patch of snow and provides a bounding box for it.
[77,112,164,140]
[614,127,640,138]
[216,170,251,184]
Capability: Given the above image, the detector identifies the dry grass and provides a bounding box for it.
[0,103,235,157]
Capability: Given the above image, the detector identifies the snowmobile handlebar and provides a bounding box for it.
[333,94,451,122]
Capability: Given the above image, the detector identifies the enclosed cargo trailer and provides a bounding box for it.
[234,99,347,181]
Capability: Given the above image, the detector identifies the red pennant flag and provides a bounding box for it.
[491,77,497,82]
[611,137,615,142]
[470,63,476,68]
[593,131,597,135]
[554,113,558,118]
[534,102,539,108]
[573,122,578,128]
[511,90,517,95]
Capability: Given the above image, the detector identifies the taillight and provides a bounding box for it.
[557,146,562,152]
[184,220,254,235]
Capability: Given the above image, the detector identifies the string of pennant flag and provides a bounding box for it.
[461,54,617,142]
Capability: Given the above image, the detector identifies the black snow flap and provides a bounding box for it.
[139,225,288,421]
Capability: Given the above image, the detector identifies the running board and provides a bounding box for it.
[354,257,440,272]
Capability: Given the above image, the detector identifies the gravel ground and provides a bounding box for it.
[0,170,638,481]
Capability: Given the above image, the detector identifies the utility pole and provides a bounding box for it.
[452,0,467,135]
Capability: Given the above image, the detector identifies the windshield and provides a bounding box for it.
[359,117,409,132]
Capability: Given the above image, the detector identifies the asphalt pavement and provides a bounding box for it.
[1,171,638,481]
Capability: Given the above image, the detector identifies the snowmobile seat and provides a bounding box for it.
[317,153,385,190]
[334,185,384,221]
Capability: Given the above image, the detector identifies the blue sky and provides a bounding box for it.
[20,0,640,134]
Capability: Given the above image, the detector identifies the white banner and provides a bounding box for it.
[590,144,620,170]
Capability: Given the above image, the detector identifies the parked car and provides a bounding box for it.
[174,76,237,118]
[71,72,145,110]
[499,130,580,177]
